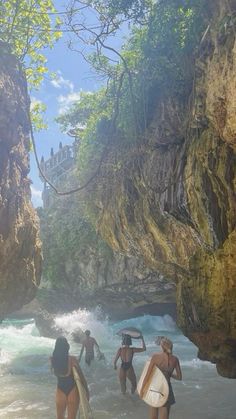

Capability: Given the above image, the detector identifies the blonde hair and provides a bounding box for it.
[160,337,173,354]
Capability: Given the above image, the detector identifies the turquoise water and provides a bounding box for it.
[0,309,235,418]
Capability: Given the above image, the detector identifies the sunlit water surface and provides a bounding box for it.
[0,310,235,418]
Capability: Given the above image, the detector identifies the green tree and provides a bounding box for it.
[38,180,111,289]
[57,0,206,178]
[0,0,61,88]
[56,89,114,181]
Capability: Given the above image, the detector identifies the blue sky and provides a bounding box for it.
[30,37,100,206]
[30,2,126,207]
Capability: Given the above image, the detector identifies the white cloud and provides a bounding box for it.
[57,91,81,114]
[51,71,81,114]
[51,71,74,92]
[30,185,43,208]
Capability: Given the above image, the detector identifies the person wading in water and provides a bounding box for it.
[51,336,89,419]
[139,336,182,419]
[79,329,103,366]
[114,334,146,394]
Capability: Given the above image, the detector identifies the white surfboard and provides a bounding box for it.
[137,359,169,408]
[72,367,94,419]
[116,327,142,339]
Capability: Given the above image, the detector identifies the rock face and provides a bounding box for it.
[39,195,176,319]
[36,1,235,377]
[0,43,42,319]
[61,250,176,319]
[81,1,236,377]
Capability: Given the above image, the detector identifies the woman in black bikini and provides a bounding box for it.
[114,334,146,394]
[51,336,89,419]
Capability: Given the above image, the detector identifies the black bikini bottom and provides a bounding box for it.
[121,361,132,371]
[57,375,76,396]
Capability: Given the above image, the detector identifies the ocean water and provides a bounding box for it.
[0,309,235,419]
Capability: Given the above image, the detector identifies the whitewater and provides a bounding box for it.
[0,309,235,418]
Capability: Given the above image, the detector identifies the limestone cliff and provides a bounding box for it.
[81,1,236,377]
[0,43,42,319]
[39,191,176,319]
[37,0,236,377]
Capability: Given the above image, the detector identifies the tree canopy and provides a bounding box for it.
[56,0,207,182]
[0,0,207,187]
[0,0,61,88]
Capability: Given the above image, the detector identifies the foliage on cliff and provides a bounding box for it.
[35,1,236,376]
[0,0,61,88]
[40,0,209,286]
[57,0,206,182]
[37,185,111,289]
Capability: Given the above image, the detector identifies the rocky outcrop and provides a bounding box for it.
[81,1,236,377]
[62,250,176,319]
[39,197,176,318]
[178,0,236,377]
[35,1,236,376]
[0,43,42,319]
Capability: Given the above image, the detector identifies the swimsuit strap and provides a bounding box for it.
[121,347,133,362]
[159,353,172,378]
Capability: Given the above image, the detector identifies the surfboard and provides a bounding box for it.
[137,359,169,408]
[116,327,142,339]
[72,366,94,419]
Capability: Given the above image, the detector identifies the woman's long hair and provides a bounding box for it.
[51,336,70,376]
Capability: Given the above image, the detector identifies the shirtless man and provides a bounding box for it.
[78,330,101,366]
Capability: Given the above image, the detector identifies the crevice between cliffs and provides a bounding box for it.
[38,0,236,378]
[0,1,236,379]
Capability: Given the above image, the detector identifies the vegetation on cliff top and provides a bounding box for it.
[57,0,206,182]
[41,0,208,289]
[0,0,61,88]
[0,0,62,130]
[38,185,111,289]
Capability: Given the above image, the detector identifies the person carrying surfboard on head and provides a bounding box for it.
[139,336,182,419]
[114,333,146,395]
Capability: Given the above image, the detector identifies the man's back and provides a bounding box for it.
[84,336,96,352]
[79,331,100,366]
